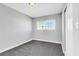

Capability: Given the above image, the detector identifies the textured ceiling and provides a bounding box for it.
[3,3,66,18]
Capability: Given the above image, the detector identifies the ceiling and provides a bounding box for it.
[3,3,66,18]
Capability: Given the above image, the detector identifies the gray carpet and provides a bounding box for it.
[0,40,64,56]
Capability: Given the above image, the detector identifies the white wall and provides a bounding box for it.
[32,14,62,44]
[65,4,74,56]
[0,4,32,52]
[72,3,79,56]
[64,3,79,56]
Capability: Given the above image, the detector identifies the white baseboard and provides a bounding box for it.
[33,38,62,44]
[0,38,62,53]
[0,39,32,53]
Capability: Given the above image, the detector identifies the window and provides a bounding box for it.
[37,20,56,30]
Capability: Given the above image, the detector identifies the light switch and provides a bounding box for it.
[75,22,79,30]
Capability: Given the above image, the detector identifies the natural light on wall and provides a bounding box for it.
[37,20,56,30]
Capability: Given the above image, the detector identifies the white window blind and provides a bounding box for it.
[37,20,56,30]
